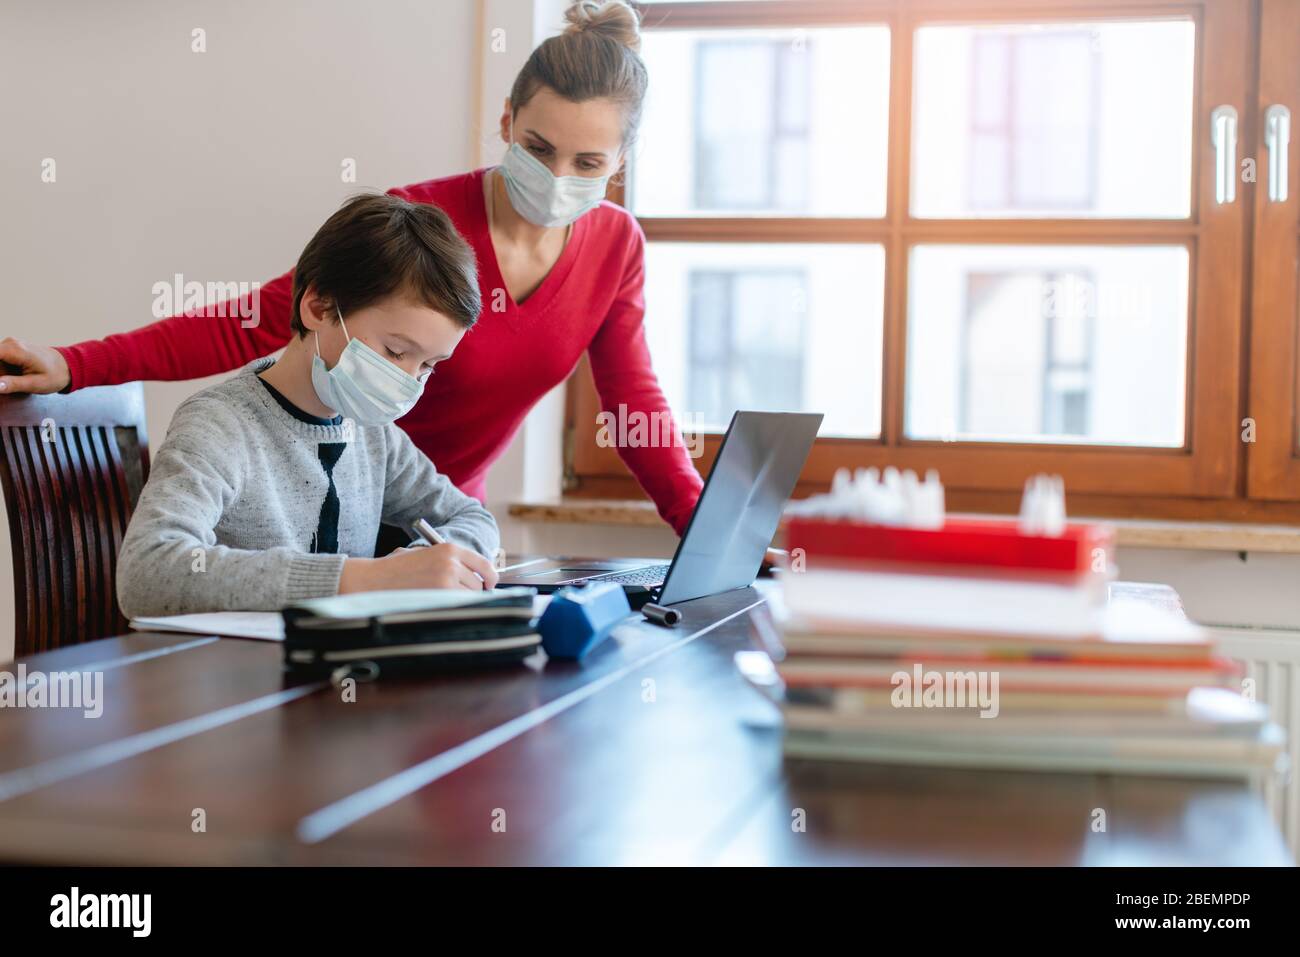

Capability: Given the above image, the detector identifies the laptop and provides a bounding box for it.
[497,410,823,606]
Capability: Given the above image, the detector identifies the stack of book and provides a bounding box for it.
[742,513,1286,780]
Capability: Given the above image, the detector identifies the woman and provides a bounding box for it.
[0,0,704,537]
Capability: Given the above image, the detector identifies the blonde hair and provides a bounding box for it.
[509,1,648,142]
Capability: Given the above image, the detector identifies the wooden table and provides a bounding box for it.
[0,583,1290,865]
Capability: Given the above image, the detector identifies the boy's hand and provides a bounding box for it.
[341,543,499,593]
[0,338,71,395]
[399,542,500,590]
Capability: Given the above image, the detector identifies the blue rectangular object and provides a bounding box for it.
[537,582,631,660]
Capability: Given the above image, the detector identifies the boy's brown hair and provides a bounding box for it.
[290,193,480,336]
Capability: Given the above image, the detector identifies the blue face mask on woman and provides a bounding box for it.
[499,128,612,228]
[310,306,426,426]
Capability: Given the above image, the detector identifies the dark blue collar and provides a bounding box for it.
[255,374,343,427]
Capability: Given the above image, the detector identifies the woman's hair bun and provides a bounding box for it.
[563,0,642,52]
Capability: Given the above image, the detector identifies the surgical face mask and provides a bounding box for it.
[309,307,426,426]
[499,131,611,228]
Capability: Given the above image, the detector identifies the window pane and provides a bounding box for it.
[633,26,890,217]
[905,245,1189,446]
[912,20,1195,218]
[644,243,885,436]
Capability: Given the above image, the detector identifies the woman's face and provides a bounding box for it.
[499,86,625,178]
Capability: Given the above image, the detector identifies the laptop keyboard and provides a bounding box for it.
[579,564,671,587]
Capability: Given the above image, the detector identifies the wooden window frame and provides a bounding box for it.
[1245,0,1300,501]
[565,0,1292,522]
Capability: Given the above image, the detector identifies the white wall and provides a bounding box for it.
[0,0,482,660]
[480,0,571,557]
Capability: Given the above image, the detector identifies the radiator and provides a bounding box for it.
[1210,627,1300,858]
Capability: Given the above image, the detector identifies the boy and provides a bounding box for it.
[117,193,500,618]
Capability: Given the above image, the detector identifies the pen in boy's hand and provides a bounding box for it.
[411,517,447,546]
[411,518,492,590]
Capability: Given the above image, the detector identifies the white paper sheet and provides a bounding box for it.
[130,611,284,642]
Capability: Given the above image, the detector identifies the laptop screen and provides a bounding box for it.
[657,410,822,606]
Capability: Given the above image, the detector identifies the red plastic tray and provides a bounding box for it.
[785,516,1114,576]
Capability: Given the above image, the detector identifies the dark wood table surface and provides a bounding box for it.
[0,581,1291,866]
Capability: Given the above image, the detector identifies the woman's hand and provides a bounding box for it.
[0,338,71,395]
[340,543,500,593]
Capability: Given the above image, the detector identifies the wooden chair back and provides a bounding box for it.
[0,384,150,659]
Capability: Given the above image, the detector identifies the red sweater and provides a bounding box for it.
[57,169,704,534]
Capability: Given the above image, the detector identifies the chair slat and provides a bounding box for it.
[16,426,56,653]
[72,426,112,643]
[31,425,70,649]
[51,425,90,641]
[89,425,132,638]
[0,428,40,654]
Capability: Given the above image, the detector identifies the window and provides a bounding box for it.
[1039,270,1095,438]
[693,39,811,210]
[966,30,1099,212]
[570,0,1300,522]
[912,18,1194,219]
[907,244,1188,447]
[630,23,890,217]
[687,269,808,424]
[641,242,885,437]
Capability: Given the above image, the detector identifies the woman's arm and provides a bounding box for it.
[0,268,296,393]
[585,223,704,537]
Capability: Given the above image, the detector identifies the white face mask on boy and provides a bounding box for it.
[309,306,426,426]
[499,125,612,228]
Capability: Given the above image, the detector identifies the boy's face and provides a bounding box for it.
[302,291,465,380]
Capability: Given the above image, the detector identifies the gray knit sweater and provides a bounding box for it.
[117,359,499,617]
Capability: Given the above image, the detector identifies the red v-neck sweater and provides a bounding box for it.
[56,169,704,534]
